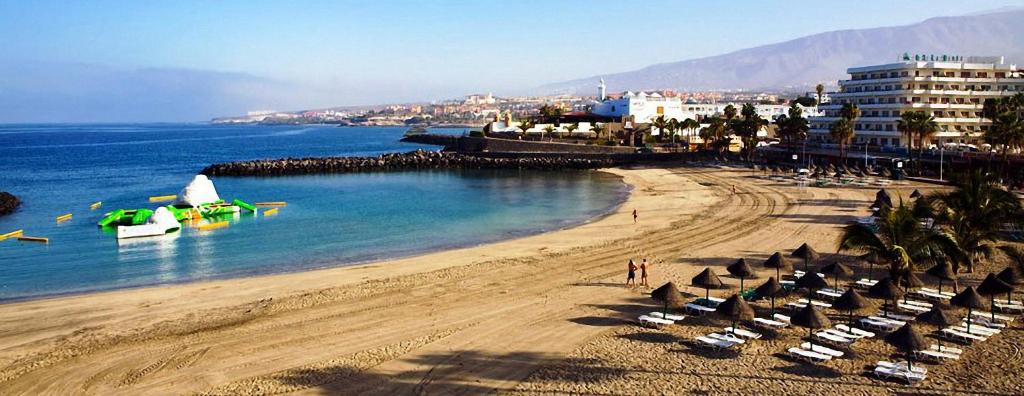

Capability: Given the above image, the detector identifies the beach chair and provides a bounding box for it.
[877,361,927,375]
[649,311,686,321]
[914,290,952,302]
[875,312,914,322]
[707,332,745,344]
[638,315,674,328]
[815,331,855,346]
[951,324,999,336]
[694,336,736,351]
[787,347,832,364]
[994,302,1024,314]
[785,302,808,310]
[902,300,932,308]
[873,365,927,383]
[773,313,792,324]
[693,296,725,308]
[797,298,832,309]
[939,328,986,343]
[929,344,963,355]
[963,316,1007,329]
[835,324,875,338]
[753,317,789,330]
[914,349,959,363]
[724,326,762,340]
[895,302,931,314]
[800,342,844,358]
[859,318,896,332]
[816,290,843,300]
[971,311,1014,323]
[685,303,717,316]
[823,328,863,340]
[919,287,955,298]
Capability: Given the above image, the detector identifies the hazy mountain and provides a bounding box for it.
[541,8,1024,95]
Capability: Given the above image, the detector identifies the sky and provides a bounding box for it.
[1,0,1023,122]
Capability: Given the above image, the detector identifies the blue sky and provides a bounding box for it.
[1,0,1022,122]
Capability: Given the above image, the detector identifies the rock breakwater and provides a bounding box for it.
[0,192,20,217]
[200,150,615,177]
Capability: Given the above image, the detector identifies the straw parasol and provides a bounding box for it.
[819,261,853,291]
[832,288,871,325]
[997,266,1022,304]
[916,306,959,352]
[795,272,828,301]
[899,271,925,304]
[755,277,786,315]
[726,258,757,292]
[715,294,755,332]
[909,189,923,199]
[884,323,928,371]
[859,252,884,281]
[791,243,820,271]
[950,287,986,332]
[791,304,831,352]
[868,277,903,318]
[925,262,958,295]
[977,273,1013,323]
[651,282,685,319]
[691,267,724,302]
[763,252,792,280]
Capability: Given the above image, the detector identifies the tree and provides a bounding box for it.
[734,103,768,161]
[897,111,938,165]
[542,125,556,140]
[563,123,578,138]
[701,116,728,154]
[933,170,1023,273]
[829,118,855,161]
[839,199,960,279]
[651,115,669,142]
[816,84,825,106]
[776,104,809,144]
[517,120,534,135]
[982,93,1024,176]
[680,118,700,148]
[792,97,817,107]
[591,123,608,142]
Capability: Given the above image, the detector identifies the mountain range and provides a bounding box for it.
[541,8,1024,95]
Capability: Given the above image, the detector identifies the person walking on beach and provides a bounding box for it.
[632,209,638,223]
[626,259,637,288]
[640,259,649,287]
[732,185,736,195]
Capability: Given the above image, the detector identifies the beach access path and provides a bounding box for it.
[1,166,1010,395]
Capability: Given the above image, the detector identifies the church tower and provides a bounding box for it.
[598,78,606,101]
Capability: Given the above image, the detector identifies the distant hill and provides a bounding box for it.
[541,8,1024,94]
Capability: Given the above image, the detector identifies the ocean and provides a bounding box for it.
[0,124,627,301]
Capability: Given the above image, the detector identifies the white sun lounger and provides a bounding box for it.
[800,342,844,358]
[869,316,907,326]
[793,270,826,279]
[963,317,1007,329]
[798,298,832,308]
[939,328,986,343]
[779,280,796,287]
[972,311,1014,323]
[787,347,832,363]
[685,303,717,315]
[860,318,899,332]
[638,315,674,328]
[895,302,931,314]
[951,325,999,336]
[724,326,762,340]
[994,302,1024,314]
[707,332,745,344]
[877,360,927,375]
[835,324,875,338]
[914,349,960,362]
[815,331,855,346]
[876,312,914,322]
[820,287,845,295]
[694,336,737,351]
[929,344,962,354]
[855,279,879,289]
[753,317,789,329]
[823,328,862,340]
[816,290,843,300]
[919,287,955,297]
[901,300,932,308]
[649,311,686,321]
[773,313,792,324]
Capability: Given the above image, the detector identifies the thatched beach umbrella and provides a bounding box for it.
[791,304,831,352]
[909,189,923,199]
[876,188,893,205]
[950,287,986,332]
[885,323,928,371]
[859,252,884,281]
[899,272,925,304]
[692,267,724,302]
[819,261,853,291]
[997,266,1022,304]
[651,282,685,319]
[727,258,757,292]
[791,243,820,271]
[755,277,786,315]
[716,294,755,332]
[795,272,828,301]
[833,288,871,325]
[977,273,1013,323]
[763,252,792,280]
[868,277,903,318]
[916,306,959,352]
[926,262,958,295]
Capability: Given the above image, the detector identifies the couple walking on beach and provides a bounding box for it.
[626,258,650,288]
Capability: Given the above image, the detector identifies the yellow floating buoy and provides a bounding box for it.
[149,195,177,202]
[17,236,48,244]
[90,201,103,210]
[197,221,229,231]
[1,229,24,241]
[255,202,287,207]
[263,208,279,216]
[56,213,73,223]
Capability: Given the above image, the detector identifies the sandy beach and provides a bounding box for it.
[1,166,1020,395]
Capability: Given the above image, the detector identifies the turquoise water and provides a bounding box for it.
[0,124,627,300]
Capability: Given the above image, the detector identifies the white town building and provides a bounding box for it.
[809,55,1024,149]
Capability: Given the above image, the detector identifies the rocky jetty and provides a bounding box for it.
[0,192,20,217]
[200,150,615,177]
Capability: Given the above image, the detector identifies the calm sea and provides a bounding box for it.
[0,124,627,301]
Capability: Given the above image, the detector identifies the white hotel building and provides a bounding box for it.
[809,55,1024,148]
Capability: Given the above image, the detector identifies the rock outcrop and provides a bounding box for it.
[0,192,20,217]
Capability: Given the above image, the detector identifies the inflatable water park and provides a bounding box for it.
[98,175,258,239]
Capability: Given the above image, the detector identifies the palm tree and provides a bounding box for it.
[724,104,737,123]
[897,111,939,166]
[666,118,679,144]
[933,170,1023,273]
[563,123,578,138]
[701,116,728,154]
[816,84,824,106]
[776,104,809,144]
[542,125,556,140]
[651,115,669,142]
[517,120,534,135]
[840,102,861,122]
[591,123,608,142]
[829,118,855,161]
[839,200,960,279]
[735,103,767,161]
[983,93,1024,176]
